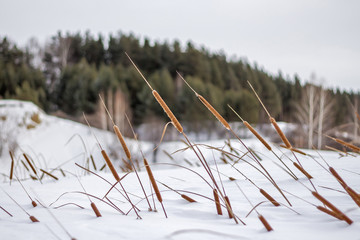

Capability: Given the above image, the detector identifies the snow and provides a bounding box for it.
[0,100,359,239]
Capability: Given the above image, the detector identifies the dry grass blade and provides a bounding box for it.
[40,169,58,180]
[293,162,313,179]
[213,189,222,215]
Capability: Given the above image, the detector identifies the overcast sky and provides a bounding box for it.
[1,0,359,91]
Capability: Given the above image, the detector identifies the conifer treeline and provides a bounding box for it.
[0,31,358,127]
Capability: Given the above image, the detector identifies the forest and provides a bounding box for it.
[0,31,359,148]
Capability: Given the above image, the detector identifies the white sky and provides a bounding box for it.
[1,0,359,92]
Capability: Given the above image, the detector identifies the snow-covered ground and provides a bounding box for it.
[0,100,359,239]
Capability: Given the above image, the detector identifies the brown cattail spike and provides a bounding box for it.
[101,150,120,182]
[113,125,131,160]
[260,189,280,207]
[90,202,102,217]
[29,216,39,222]
[270,117,292,148]
[224,196,234,219]
[31,201,37,207]
[316,206,343,220]
[243,121,271,150]
[9,151,14,182]
[312,191,353,225]
[213,189,222,215]
[144,158,162,203]
[335,138,360,152]
[293,162,313,179]
[258,215,273,232]
[197,95,230,130]
[181,194,196,203]
[152,90,183,133]
[23,153,37,175]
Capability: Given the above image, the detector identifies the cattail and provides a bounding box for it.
[29,216,39,222]
[258,215,273,231]
[260,189,280,207]
[23,153,37,175]
[293,162,313,179]
[9,151,14,182]
[316,206,343,220]
[181,194,196,203]
[40,169,58,180]
[243,121,271,150]
[213,189,222,215]
[31,201,37,207]
[101,150,120,182]
[229,177,236,181]
[197,95,230,130]
[90,155,97,171]
[291,148,306,155]
[90,202,102,217]
[312,191,352,225]
[344,187,360,207]
[270,117,292,148]
[335,138,360,152]
[113,125,131,160]
[152,90,183,133]
[224,196,234,219]
[144,158,162,203]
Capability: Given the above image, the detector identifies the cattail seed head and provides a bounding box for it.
[23,153,37,175]
[258,215,273,232]
[113,125,131,160]
[31,201,37,207]
[152,90,183,133]
[213,189,222,215]
[244,121,271,150]
[293,162,313,179]
[181,194,196,203]
[270,117,292,148]
[335,138,360,152]
[260,189,280,207]
[316,206,343,220]
[29,216,39,222]
[198,95,230,130]
[91,202,102,217]
[224,196,234,219]
[101,150,120,182]
[144,158,162,203]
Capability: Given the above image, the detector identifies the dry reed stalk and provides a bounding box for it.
[316,206,343,220]
[293,162,313,179]
[40,169,58,180]
[152,90,183,133]
[312,191,353,225]
[101,150,120,182]
[243,121,271,150]
[113,125,131,160]
[23,153,37,176]
[258,215,273,232]
[90,202,102,217]
[0,205,13,217]
[213,189,222,215]
[224,196,234,219]
[259,189,280,207]
[9,151,14,183]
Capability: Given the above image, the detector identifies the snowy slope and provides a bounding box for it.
[0,100,359,240]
